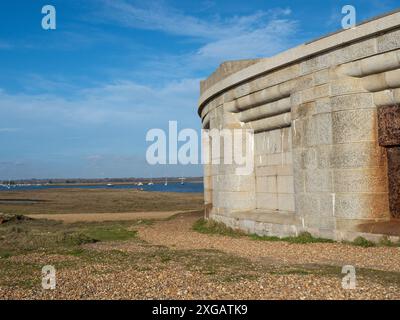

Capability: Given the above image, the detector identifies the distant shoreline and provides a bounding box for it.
[34,181,204,187]
[1,177,204,186]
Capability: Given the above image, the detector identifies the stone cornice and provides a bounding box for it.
[198,9,400,116]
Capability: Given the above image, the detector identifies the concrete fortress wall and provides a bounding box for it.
[197,10,400,242]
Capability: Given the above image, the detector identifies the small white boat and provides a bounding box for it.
[107,183,113,187]
[137,182,143,186]
[164,177,168,186]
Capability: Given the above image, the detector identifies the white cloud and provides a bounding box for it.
[0,41,11,50]
[0,128,20,133]
[0,78,201,126]
[196,19,297,60]
[97,0,230,39]
[96,0,297,62]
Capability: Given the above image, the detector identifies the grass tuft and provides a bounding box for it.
[250,234,282,242]
[0,250,12,259]
[58,232,99,246]
[192,219,245,238]
[83,227,137,242]
[251,232,334,244]
[193,220,334,244]
[378,236,400,247]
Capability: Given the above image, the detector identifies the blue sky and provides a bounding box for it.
[0,0,398,179]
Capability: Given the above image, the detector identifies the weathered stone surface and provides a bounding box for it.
[334,193,389,219]
[331,93,375,112]
[200,59,261,95]
[333,168,388,193]
[386,147,400,218]
[256,192,278,210]
[198,11,400,242]
[377,105,400,146]
[377,29,400,53]
[331,142,386,169]
[332,109,377,144]
[305,169,333,193]
[278,194,295,212]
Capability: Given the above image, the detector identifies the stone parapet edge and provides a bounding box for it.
[198,11,400,115]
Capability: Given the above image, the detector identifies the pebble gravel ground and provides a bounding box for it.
[139,213,400,273]
[1,212,400,300]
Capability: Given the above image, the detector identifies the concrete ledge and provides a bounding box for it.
[231,210,299,225]
[211,212,400,243]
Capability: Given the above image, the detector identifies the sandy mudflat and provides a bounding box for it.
[26,210,188,223]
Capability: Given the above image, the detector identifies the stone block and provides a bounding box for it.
[293,170,305,193]
[266,153,284,166]
[331,93,375,112]
[314,113,333,145]
[292,148,305,171]
[291,119,304,148]
[278,194,295,212]
[256,176,277,193]
[295,194,320,216]
[332,109,377,144]
[277,164,293,176]
[266,129,282,154]
[284,151,293,165]
[302,148,318,169]
[331,142,386,169]
[255,165,277,176]
[316,145,333,169]
[333,38,377,65]
[254,64,301,91]
[330,78,367,96]
[304,215,336,230]
[315,98,331,114]
[300,84,330,103]
[204,188,213,203]
[313,69,330,86]
[377,29,400,52]
[292,101,316,120]
[282,127,292,152]
[334,193,390,219]
[217,174,255,192]
[277,175,295,194]
[254,132,267,155]
[217,191,256,210]
[303,117,316,147]
[305,169,333,193]
[333,168,388,193]
[300,53,330,75]
[319,193,336,217]
[256,193,278,210]
[238,219,256,233]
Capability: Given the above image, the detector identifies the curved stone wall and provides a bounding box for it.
[198,10,400,242]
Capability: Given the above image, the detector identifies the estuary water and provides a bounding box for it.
[0,182,204,193]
